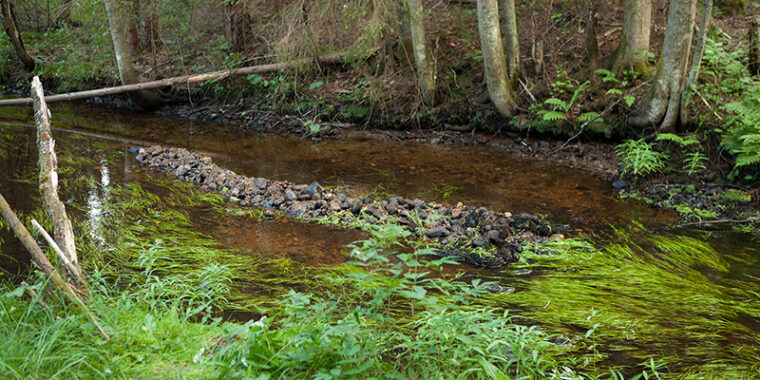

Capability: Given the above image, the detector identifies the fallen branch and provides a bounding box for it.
[0,192,109,340]
[33,76,79,269]
[676,217,760,228]
[555,79,652,153]
[0,192,69,291]
[0,53,347,107]
[31,219,84,285]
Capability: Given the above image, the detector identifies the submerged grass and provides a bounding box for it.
[501,224,760,377]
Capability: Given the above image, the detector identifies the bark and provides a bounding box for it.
[0,52,349,106]
[408,0,436,105]
[500,0,519,85]
[477,0,516,117]
[127,0,140,54]
[397,3,414,67]
[610,0,652,74]
[141,0,161,51]
[585,1,600,66]
[680,0,712,123]
[628,0,697,132]
[103,0,167,108]
[0,0,35,70]
[32,77,79,270]
[228,0,252,52]
[0,192,68,292]
[749,17,759,76]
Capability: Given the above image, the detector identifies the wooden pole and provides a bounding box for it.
[0,192,68,291]
[0,53,347,107]
[33,76,79,269]
[31,219,84,285]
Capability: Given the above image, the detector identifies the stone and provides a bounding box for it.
[302,182,323,199]
[284,189,297,201]
[612,180,626,189]
[425,226,449,238]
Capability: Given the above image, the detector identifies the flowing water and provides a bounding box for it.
[0,101,758,376]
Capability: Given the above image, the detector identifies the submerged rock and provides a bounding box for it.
[134,144,566,268]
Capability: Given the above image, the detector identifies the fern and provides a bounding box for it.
[578,112,600,122]
[616,139,669,177]
[544,97,569,112]
[542,111,567,121]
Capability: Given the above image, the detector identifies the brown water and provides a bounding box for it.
[1,101,676,230]
[1,101,758,375]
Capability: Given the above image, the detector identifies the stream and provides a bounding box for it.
[1,101,758,376]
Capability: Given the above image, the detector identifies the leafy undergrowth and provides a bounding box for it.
[1,177,589,379]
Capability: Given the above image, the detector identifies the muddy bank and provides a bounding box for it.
[136,145,567,267]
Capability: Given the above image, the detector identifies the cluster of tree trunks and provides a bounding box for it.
[0,0,747,134]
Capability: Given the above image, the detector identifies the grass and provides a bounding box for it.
[500,223,760,376]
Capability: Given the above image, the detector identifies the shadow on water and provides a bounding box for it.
[1,101,758,375]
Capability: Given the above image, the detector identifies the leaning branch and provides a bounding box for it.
[33,76,79,269]
[0,53,347,107]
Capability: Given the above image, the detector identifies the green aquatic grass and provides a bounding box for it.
[502,226,760,377]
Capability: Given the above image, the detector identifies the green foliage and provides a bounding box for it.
[656,133,707,175]
[616,139,668,177]
[211,222,573,378]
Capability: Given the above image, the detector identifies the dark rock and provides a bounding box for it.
[129,146,141,154]
[612,180,626,189]
[302,182,323,199]
[425,226,449,238]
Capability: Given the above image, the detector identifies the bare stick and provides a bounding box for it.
[0,192,69,291]
[555,79,652,152]
[33,76,78,268]
[0,53,348,107]
[676,217,760,228]
[31,219,84,285]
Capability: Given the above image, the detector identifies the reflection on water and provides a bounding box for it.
[1,101,677,230]
[0,102,758,375]
[87,159,111,247]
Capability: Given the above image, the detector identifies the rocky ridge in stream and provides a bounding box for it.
[135,145,566,267]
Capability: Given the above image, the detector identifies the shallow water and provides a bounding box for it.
[1,101,758,375]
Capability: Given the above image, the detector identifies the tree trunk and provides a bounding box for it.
[408,0,436,105]
[610,0,652,75]
[32,76,79,270]
[585,0,600,67]
[141,0,161,51]
[397,3,414,68]
[0,0,35,70]
[680,0,712,122]
[628,0,697,132]
[127,0,141,54]
[500,0,519,85]
[749,17,759,76]
[103,0,166,108]
[228,0,252,52]
[477,0,516,117]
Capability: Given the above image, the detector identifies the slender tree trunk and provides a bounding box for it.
[397,3,414,68]
[141,0,161,51]
[500,0,519,85]
[585,0,600,66]
[610,0,652,75]
[408,0,436,105]
[127,0,140,54]
[0,0,35,70]
[228,0,252,52]
[477,0,516,117]
[680,0,712,122]
[749,17,759,76]
[628,0,697,132]
[103,0,165,108]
